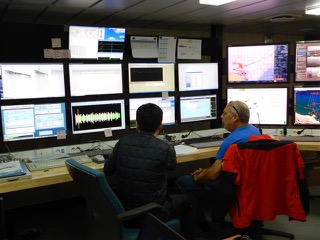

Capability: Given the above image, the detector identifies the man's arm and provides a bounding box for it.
[103,141,120,175]
[166,145,177,170]
[192,159,222,183]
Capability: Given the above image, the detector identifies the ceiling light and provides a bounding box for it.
[199,0,236,6]
[306,5,320,15]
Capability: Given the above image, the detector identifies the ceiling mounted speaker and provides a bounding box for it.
[270,15,295,22]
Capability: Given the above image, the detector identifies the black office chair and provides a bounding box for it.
[211,136,309,240]
[65,159,180,240]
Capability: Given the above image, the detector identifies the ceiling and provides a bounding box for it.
[0,0,320,36]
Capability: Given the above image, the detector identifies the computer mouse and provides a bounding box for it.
[92,155,105,163]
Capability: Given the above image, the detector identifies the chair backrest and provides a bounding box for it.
[221,138,308,228]
[137,213,186,240]
[65,159,125,240]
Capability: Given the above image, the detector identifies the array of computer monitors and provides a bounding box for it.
[179,94,218,123]
[0,63,65,99]
[227,87,288,125]
[69,26,126,60]
[227,43,289,83]
[293,87,320,125]
[69,63,123,96]
[1,103,67,142]
[70,100,126,135]
[178,63,219,91]
[129,97,176,128]
[295,41,320,82]
[128,63,175,93]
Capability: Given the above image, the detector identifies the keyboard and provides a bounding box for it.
[279,136,320,142]
[182,136,223,149]
[25,155,92,171]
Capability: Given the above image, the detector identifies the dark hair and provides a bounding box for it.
[136,103,163,133]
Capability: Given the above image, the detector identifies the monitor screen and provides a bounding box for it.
[69,26,126,60]
[293,87,320,125]
[0,63,65,99]
[179,94,217,123]
[295,41,320,82]
[227,43,289,83]
[227,88,288,125]
[129,97,175,128]
[178,62,219,91]
[128,63,175,93]
[1,102,67,142]
[71,99,126,135]
[69,63,123,96]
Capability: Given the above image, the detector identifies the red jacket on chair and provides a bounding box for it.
[222,134,307,228]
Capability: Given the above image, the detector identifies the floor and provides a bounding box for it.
[8,187,320,240]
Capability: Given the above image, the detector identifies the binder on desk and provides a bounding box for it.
[0,160,31,182]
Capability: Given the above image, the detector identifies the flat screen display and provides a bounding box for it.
[227,88,288,125]
[128,63,175,93]
[69,63,123,96]
[293,87,320,125]
[71,99,126,135]
[179,94,217,123]
[295,41,320,82]
[0,63,65,99]
[227,43,289,83]
[129,97,175,128]
[178,62,219,91]
[1,103,67,142]
[69,26,126,60]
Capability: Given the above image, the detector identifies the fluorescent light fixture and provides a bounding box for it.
[306,5,320,16]
[199,0,236,6]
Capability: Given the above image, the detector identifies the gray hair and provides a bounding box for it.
[229,101,250,123]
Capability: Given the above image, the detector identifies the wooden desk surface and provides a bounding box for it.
[0,141,318,195]
[0,147,219,194]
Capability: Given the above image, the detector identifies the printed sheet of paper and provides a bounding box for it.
[130,36,158,58]
[177,38,202,60]
[158,36,177,62]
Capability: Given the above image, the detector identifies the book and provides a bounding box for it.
[0,160,31,181]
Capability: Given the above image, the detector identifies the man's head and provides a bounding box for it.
[136,103,163,134]
[221,101,250,132]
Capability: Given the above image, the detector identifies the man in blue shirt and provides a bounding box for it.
[176,101,261,230]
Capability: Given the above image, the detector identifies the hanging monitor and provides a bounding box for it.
[0,63,65,99]
[129,97,175,128]
[227,43,289,83]
[128,63,175,93]
[69,63,123,96]
[295,41,320,82]
[69,25,126,60]
[179,94,217,123]
[71,99,126,135]
[227,87,288,125]
[293,87,320,125]
[178,62,219,91]
[1,102,67,142]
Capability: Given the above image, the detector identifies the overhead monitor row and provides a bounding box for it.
[0,62,219,99]
[1,86,319,142]
[0,94,218,142]
[227,41,320,84]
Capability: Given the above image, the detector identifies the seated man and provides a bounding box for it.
[176,101,261,230]
[104,103,197,240]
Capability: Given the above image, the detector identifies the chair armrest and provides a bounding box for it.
[116,202,166,222]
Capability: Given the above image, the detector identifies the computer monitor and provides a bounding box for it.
[0,63,65,99]
[129,97,175,128]
[295,41,320,82]
[179,94,217,123]
[1,102,67,142]
[71,99,126,135]
[69,25,126,60]
[227,43,289,83]
[178,62,219,91]
[227,87,288,125]
[293,87,320,125]
[128,63,175,93]
[69,63,123,96]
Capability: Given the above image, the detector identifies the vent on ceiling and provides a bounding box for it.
[270,15,295,23]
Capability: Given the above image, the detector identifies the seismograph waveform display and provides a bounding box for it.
[75,111,121,127]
